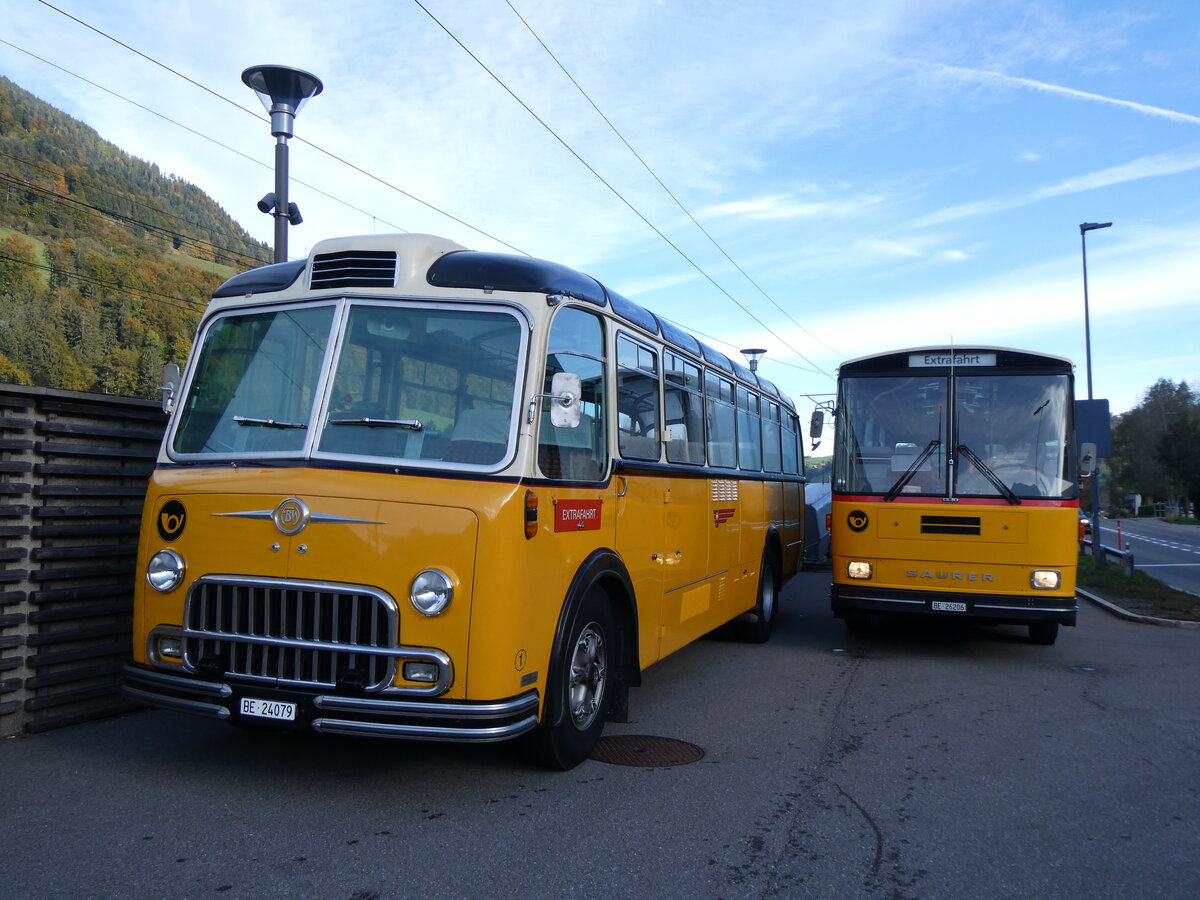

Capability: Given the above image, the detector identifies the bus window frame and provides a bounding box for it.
[166,296,532,472]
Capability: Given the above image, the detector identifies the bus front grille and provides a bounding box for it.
[920,515,982,536]
[183,577,399,692]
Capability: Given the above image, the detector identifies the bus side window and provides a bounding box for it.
[705,370,736,468]
[737,386,762,471]
[538,308,608,481]
[664,351,704,465]
[782,410,801,475]
[762,400,783,473]
[617,336,661,461]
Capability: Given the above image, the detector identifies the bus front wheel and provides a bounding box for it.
[527,587,614,770]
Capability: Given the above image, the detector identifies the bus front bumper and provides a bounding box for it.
[831,584,1077,626]
[122,663,541,743]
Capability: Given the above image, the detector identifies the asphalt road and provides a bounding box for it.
[3,568,1198,899]
[1095,518,1200,595]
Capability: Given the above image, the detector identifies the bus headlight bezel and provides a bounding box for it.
[1030,569,1061,590]
[146,549,185,593]
[410,569,454,616]
[847,560,873,580]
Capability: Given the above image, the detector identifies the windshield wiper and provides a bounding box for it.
[883,439,940,502]
[327,417,424,430]
[233,416,307,429]
[956,444,1020,505]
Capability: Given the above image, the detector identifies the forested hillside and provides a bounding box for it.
[0,76,269,398]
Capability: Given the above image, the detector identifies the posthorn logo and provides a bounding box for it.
[847,510,869,533]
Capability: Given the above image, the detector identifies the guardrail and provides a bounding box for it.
[1080,537,1135,575]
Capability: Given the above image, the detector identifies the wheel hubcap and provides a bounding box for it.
[568,622,606,730]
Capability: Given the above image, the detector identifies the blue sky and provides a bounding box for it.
[2,0,1198,424]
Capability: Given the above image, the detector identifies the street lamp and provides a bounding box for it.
[242,65,323,263]
[741,348,767,373]
[1079,221,1111,562]
[1079,222,1112,400]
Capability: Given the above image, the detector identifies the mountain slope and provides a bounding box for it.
[0,76,269,397]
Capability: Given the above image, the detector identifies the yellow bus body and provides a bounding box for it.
[123,232,805,766]
[134,466,798,704]
[831,499,1078,599]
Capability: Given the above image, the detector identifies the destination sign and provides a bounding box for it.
[909,352,997,368]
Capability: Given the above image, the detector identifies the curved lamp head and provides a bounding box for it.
[241,65,324,137]
[741,347,767,372]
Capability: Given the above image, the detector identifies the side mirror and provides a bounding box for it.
[809,409,824,439]
[1079,442,1097,478]
[549,372,582,428]
[160,363,181,414]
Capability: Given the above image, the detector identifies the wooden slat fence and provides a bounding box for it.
[0,385,165,737]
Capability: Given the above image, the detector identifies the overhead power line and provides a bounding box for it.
[413,0,832,378]
[0,251,206,314]
[504,0,844,365]
[29,0,835,379]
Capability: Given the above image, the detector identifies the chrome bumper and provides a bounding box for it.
[122,663,540,742]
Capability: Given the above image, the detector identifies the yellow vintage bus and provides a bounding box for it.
[123,233,805,767]
[823,347,1081,645]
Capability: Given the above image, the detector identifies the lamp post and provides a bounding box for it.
[1079,221,1111,562]
[741,348,767,373]
[1079,222,1111,401]
[242,65,324,263]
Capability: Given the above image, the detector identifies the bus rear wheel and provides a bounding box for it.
[527,587,614,770]
[1028,621,1059,645]
[734,549,778,643]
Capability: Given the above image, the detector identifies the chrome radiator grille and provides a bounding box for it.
[183,577,398,691]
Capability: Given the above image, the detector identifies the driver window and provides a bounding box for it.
[538,307,608,480]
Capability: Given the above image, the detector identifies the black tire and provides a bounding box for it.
[734,549,778,643]
[844,611,871,633]
[527,587,614,770]
[1029,621,1059,645]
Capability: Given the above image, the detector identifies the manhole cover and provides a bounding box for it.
[591,734,704,767]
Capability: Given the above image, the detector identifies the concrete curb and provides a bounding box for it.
[1077,588,1200,629]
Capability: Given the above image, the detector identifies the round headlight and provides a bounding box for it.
[147,549,185,593]
[410,569,453,616]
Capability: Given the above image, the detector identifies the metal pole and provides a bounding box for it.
[274,136,289,264]
[1079,222,1110,565]
[1080,230,1093,400]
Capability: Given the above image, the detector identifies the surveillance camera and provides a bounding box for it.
[257,192,277,214]
[287,202,303,226]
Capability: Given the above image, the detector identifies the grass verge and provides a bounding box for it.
[1076,553,1200,622]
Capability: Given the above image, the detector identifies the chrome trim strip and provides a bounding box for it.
[974,602,1077,613]
[312,714,539,743]
[124,663,233,698]
[212,510,385,526]
[123,685,231,720]
[664,570,728,595]
[840,593,926,606]
[314,691,538,719]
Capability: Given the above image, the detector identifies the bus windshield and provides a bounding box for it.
[171,302,525,466]
[836,372,1076,500]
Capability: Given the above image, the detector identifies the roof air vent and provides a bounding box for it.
[310,250,397,290]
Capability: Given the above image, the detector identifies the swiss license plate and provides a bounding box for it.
[932,600,967,613]
[239,697,297,721]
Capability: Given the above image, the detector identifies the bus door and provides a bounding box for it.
[655,352,716,657]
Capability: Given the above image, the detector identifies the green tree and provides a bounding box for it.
[1110,379,1197,513]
